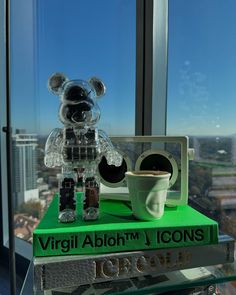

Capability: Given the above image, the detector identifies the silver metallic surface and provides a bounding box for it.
[34,235,234,291]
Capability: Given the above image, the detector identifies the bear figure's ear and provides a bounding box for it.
[48,73,68,95]
[89,77,106,98]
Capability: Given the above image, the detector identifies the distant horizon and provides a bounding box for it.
[11,128,236,139]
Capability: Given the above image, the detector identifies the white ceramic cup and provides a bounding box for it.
[125,170,171,221]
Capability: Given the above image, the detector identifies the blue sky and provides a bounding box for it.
[11,0,136,136]
[10,0,236,136]
[167,0,236,136]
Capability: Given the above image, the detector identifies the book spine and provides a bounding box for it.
[33,224,218,257]
[34,237,234,291]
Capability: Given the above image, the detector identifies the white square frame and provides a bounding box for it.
[100,136,192,206]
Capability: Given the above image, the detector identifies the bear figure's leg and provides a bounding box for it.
[59,177,76,223]
[83,177,99,221]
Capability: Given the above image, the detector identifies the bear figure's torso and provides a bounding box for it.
[62,127,100,166]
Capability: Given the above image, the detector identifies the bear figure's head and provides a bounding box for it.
[48,73,106,128]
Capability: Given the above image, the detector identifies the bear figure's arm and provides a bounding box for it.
[98,129,123,167]
[44,128,63,168]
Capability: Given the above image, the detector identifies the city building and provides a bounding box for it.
[12,130,39,208]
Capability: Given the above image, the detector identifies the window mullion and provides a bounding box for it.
[135,0,145,135]
[135,0,168,136]
[152,0,168,136]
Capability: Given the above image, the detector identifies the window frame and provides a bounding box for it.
[0,0,7,251]
[0,0,34,259]
[136,0,168,136]
[0,0,9,262]
[0,0,31,292]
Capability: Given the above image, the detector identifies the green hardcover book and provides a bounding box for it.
[33,194,218,257]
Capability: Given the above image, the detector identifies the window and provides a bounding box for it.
[2,0,136,253]
[2,0,236,293]
[167,0,236,237]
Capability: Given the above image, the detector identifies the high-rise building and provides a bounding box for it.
[12,130,39,207]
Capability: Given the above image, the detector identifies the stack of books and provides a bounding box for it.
[33,193,234,292]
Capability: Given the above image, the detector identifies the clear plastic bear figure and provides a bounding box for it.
[44,73,123,223]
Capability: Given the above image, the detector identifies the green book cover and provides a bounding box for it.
[33,194,218,257]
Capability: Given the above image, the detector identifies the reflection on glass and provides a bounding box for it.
[168,0,236,240]
[11,0,136,242]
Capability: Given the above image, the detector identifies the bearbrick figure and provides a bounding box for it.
[44,73,123,223]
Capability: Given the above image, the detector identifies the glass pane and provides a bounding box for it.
[167,0,236,240]
[10,0,136,244]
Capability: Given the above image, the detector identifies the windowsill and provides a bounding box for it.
[4,237,33,261]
